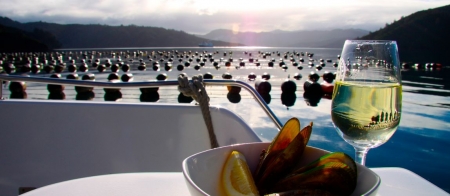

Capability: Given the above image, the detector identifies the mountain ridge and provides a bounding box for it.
[0,17,243,49]
[197,28,370,48]
[360,4,450,65]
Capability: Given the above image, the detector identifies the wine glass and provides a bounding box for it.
[331,40,402,166]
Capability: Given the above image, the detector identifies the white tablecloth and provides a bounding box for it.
[22,168,448,196]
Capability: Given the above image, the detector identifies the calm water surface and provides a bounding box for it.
[3,47,450,192]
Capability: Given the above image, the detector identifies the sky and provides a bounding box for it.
[0,0,449,34]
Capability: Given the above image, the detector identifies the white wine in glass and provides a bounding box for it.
[331,40,402,166]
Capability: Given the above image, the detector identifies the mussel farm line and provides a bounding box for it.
[1,49,437,104]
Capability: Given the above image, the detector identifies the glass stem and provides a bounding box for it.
[354,147,370,166]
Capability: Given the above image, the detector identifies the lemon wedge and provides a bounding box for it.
[221,150,259,196]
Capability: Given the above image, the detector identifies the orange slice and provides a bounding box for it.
[221,151,259,196]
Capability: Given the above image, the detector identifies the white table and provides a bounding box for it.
[22,168,448,196]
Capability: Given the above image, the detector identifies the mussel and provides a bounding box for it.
[254,117,357,195]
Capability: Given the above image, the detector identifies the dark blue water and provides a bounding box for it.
[3,47,449,193]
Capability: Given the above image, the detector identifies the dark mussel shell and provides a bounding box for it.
[255,118,301,180]
[255,119,313,194]
[271,161,357,196]
[290,152,357,177]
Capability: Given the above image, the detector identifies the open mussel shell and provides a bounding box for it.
[256,125,306,192]
[255,120,314,194]
[271,161,357,195]
[255,118,301,179]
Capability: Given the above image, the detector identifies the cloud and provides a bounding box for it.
[0,0,448,34]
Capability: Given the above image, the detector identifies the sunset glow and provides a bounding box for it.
[0,0,448,34]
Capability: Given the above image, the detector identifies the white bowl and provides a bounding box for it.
[182,142,380,196]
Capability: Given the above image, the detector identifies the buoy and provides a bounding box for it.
[31,64,41,73]
[140,89,159,102]
[222,72,232,79]
[21,64,31,73]
[47,73,65,93]
[155,73,167,81]
[10,91,27,99]
[97,64,106,72]
[48,92,66,100]
[222,72,241,93]
[104,88,122,101]
[76,91,95,100]
[79,63,88,72]
[303,91,322,107]
[203,72,213,79]
[304,80,323,96]
[67,64,77,72]
[110,64,119,72]
[255,80,272,94]
[66,73,79,80]
[248,72,257,80]
[308,71,320,82]
[261,93,271,104]
[121,64,130,72]
[227,92,241,103]
[178,92,193,103]
[106,73,119,81]
[176,64,184,71]
[103,79,121,95]
[165,63,173,71]
[91,62,99,68]
[43,65,54,73]
[152,63,160,71]
[121,73,133,82]
[315,65,323,71]
[262,72,271,80]
[281,79,297,93]
[321,81,334,96]
[281,92,297,108]
[75,73,95,93]
[293,73,302,80]
[9,81,27,93]
[322,71,335,83]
